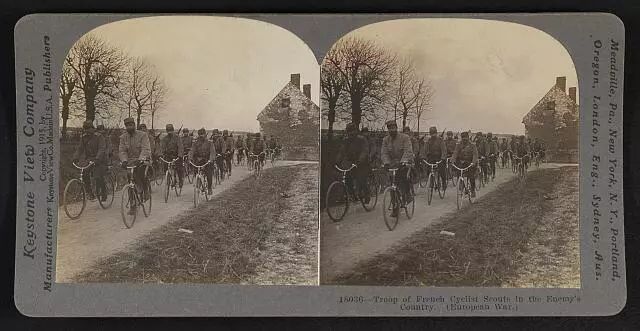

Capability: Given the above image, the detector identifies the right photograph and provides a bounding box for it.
[320,19,580,287]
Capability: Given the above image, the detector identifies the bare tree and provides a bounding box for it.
[60,55,77,139]
[146,74,166,130]
[326,36,396,127]
[67,34,128,122]
[320,47,345,140]
[412,77,435,134]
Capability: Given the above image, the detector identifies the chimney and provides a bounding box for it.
[290,73,300,90]
[568,87,576,102]
[555,76,566,92]
[303,84,311,99]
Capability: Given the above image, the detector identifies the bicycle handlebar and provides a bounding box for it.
[452,163,474,172]
[422,159,442,167]
[334,163,357,172]
[189,160,211,168]
[159,156,180,164]
[72,160,95,170]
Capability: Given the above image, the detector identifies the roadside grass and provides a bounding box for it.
[75,163,316,284]
[330,166,579,287]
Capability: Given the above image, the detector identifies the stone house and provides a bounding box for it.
[256,73,320,160]
[522,76,579,160]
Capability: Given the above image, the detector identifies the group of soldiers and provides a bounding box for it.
[335,120,546,216]
[72,117,281,214]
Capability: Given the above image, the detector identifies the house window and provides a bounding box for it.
[280,98,291,108]
[546,101,556,110]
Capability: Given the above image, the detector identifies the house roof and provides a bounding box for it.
[522,84,578,125]
[256,82,320,124]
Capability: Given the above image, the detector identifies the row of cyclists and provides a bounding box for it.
[72,117,282,215]
[335,120,546,217]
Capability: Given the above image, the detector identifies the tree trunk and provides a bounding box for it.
[61,99,70,139]
[351,98,362,126]
[151,112,155,130]
[84,91,96,122]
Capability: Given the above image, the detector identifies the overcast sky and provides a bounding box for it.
[343,18,578,135]
[81,16,319,132]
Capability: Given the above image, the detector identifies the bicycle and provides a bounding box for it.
[533,151,541,168]
[159,156,182,203]
[488,153,497,181]
[446,157,457,188]
[268,148,277,166]
[152,156,164,186]
[120,162,152,229]
[452,163,474,210]
[236,148,245,166]
[223,150,233,179]
[502,150,512,169]
[382,163,415,231]
[182,154,194,184]
[477,156,487,189]
[249,152,266,179]
[325,164,376,222]
[512,155,527,181]
[63,161,115,219]
[190,160,211,207]
[422,159,445,205]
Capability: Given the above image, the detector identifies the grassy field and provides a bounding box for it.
[74,163,318,284]
[329,166,579,287]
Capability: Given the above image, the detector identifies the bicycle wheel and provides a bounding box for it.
[382,187,399,231]
[438,174,445,199]
[141,180,152,217]
[418,167,428,188]
[185,164,193,184]
[193,175,201,207]
[164,171,171,203]
[155,162,164,186]
[121,186,137,229]
[456,178,464,210]
[361,174,379,211]
[147,164,155,189]
[174,170,182,197]
[405,184,415,219]
[427,173,434,205]
[63,178,86,219]
[98,174,115,209]
[326,181,349,222]
[214,165,221,187]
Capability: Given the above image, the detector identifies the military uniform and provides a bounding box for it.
[161,133,185,187]
[451,140,479,192]
[74,131,108,200]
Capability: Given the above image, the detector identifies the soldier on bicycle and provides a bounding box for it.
[235,134,245,165]
[211,129,226,178]
[381,120,414,217]
[451,131,479,198]
[160,124,185,189]
[486,132,498,180]
[189,128,216,195]
[252,132,266,167]
[181,128,192,156]
[475,132,489,183]
[515,135,530,169]
[73,120,108,201]
[222,130,234,175]
[420,126,448,190]
[118,117,152,215]
[335,122,370,204]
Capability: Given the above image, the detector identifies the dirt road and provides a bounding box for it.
[56,160,311,282]
[320,163,574,282]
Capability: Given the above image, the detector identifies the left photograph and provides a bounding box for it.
[56,16,320,285]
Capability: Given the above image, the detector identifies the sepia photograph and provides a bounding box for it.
[320,19,580,287]
[56,16,320,285]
